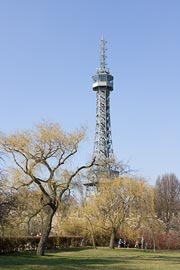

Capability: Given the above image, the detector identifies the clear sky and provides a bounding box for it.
[0,0,179,184]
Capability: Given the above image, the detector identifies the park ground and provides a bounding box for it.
[0,247,180,270]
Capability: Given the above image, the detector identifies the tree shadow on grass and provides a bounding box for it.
[0,249,180,270]
[0,256,136,270]
[47,246,94,254]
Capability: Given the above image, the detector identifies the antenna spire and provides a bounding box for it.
[100,37,107,71]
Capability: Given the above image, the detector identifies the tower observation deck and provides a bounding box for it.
[92,38,114,167]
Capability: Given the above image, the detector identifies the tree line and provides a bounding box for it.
[0,122,180,255]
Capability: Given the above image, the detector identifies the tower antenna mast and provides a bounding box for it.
[100,37,107,71]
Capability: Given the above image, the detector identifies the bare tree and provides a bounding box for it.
[0,174,18,236]
[154,173,180,232]
[0,122,95,255]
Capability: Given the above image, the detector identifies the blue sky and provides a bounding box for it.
[0,0,179,184]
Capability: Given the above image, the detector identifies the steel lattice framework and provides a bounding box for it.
[92,38,114,164]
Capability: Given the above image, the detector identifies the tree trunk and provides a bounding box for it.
[151,230,156,253]
[86,216,97,249]
[91,231,97,249]
[36,205,57,256]
[109,227,116,249]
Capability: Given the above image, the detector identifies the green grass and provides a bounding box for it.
[0,247,180,270]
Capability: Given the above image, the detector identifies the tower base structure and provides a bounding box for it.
[84,162,120,194]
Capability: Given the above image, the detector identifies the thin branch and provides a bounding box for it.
[59,157,96,198]
[12,152,27,175]
[52,149,77,174]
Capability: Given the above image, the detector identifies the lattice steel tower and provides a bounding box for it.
[92,38,114,165]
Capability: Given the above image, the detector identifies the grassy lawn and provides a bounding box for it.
[0,247,180,270]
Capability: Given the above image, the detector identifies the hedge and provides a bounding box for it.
[0,236,83,254]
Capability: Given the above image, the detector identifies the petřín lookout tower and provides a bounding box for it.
[92,38,114,168]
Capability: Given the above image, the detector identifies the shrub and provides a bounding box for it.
[0,236,82,254]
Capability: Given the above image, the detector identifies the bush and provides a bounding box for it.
[0,236,82,254]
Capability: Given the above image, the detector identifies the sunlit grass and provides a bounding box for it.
[0,247,180,270]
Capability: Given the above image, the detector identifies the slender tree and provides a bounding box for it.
[0,177,17,236]
[82,177,141,249]
[154,173,180,232]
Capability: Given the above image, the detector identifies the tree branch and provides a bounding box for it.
[59,157,96,198]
